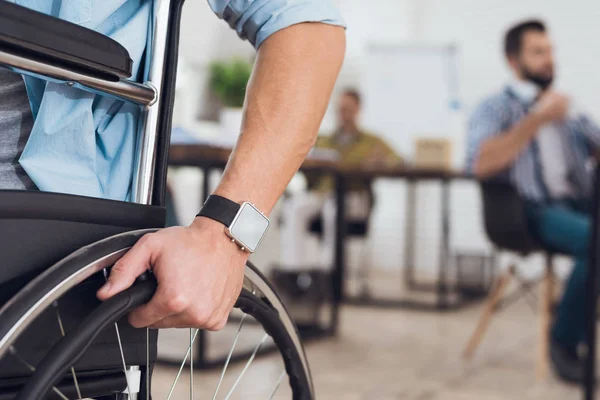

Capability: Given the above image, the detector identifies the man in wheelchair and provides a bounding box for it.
[0,0,346,398]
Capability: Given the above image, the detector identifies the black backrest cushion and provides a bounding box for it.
[480,180,538,254]
[0,191,165,286]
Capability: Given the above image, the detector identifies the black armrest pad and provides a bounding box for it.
[0,1,132,80]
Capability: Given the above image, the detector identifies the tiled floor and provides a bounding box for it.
[152,292,588,399]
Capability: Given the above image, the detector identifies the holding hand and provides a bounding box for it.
[97,217,247,331]
[534,91,570,122]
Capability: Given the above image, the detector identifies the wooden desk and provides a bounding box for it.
[169,144,339,171]
[330,166,474,314]
[169,144,475,333]
[170,144,470,177]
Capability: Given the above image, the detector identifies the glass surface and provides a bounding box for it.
[229,203,269,252]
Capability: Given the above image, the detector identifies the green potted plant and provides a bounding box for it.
[209,58,253,141]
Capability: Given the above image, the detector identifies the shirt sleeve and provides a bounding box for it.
[207,0,346,49]
[577,114,600,149]
[465,98,509,174]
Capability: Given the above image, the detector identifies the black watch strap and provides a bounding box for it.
[197,195,240,227]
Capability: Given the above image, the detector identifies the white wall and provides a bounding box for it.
[415,0,600,119]
[173,1,254,125]
[322,0,417,130]
[178,1,254,64]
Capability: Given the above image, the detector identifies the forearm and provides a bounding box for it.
[212,23,345,215]
[474,112,545,178]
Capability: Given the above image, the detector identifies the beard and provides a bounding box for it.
[521,65,554,91]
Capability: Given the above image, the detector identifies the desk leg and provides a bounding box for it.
[584,166,600,399]
[437,180,451,309]
[403,180,417,290]
[331,173,347,335]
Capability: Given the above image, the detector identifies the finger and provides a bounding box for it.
[97,234,157,300]
[203,312,230,332]
[148,314,195,330]
[147,303,213,330]
[202,296,237,332]
[149,312,225,331]
[128,287,191,328]
[145,292,237,330]
[128,296,173,328]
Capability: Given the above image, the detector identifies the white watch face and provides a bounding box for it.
[228,203,270,253]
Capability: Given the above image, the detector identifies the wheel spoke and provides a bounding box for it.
[146,328,150,400]
[103,268,133,397]
[190,328,195,400]
[115,322,134,396]
[54,302,82,399]
[9,346,69,400]
[223,333,269,400]
[166,329,201,400]
[268,370,286,400]
[211,314,247,400]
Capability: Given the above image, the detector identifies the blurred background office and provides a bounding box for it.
[161,0,600,398]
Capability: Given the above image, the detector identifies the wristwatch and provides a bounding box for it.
[197,195,270,253]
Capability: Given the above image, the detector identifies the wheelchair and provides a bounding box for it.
[0,1,313,399]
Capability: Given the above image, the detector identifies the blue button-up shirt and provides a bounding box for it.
[466,84,600,201]
[14,0,345,201]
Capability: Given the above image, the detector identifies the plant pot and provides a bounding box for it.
[219,107,244,145]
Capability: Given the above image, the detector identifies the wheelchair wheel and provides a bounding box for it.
[0,230,313,400]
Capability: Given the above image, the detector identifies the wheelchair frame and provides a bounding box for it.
[0,0,180,206]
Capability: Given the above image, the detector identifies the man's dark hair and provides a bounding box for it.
[504,20,546,58]
[342,88,361,106]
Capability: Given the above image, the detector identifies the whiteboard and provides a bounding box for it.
[361,44,461,163]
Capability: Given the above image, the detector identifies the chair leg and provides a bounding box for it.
[536,256,555,380]
[463,266,514,360]
[358,240,371,298]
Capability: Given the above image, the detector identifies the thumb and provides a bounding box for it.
[97,236,156,300]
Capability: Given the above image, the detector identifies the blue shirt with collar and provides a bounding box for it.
[14,0,345,201]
